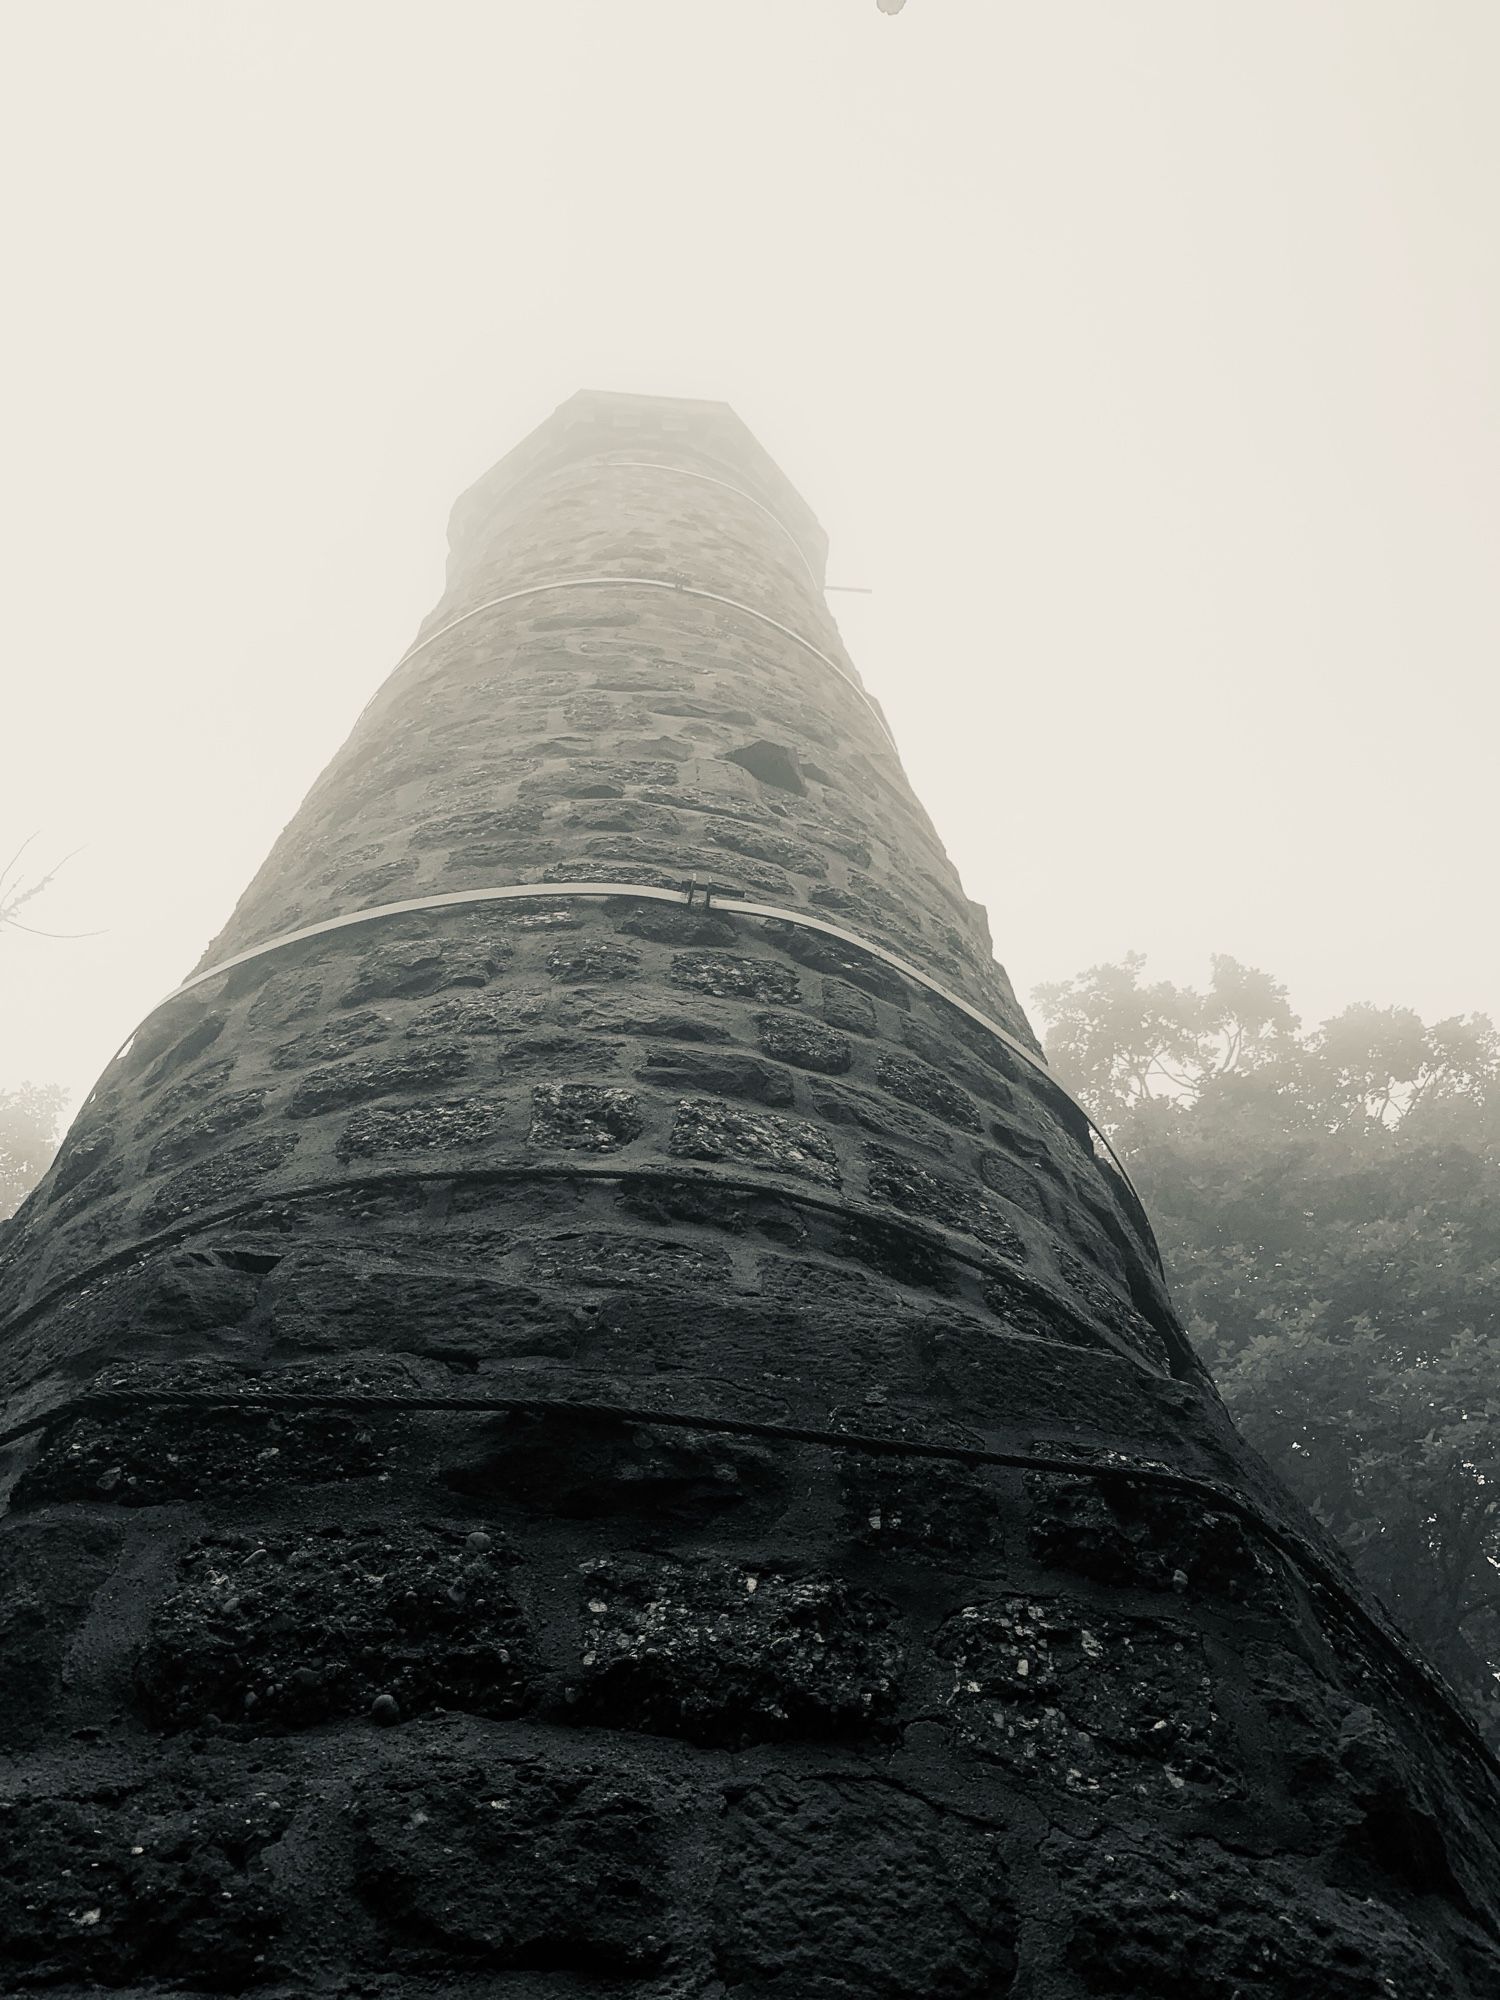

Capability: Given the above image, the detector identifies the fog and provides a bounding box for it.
[3,1,1496,1111]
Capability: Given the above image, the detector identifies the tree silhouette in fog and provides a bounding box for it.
[1039,953,1500,1742]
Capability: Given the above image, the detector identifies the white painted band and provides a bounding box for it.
[384,577,898,751]
[125,879,1146,1214]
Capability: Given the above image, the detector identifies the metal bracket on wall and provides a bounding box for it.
[106,878,1151,1229]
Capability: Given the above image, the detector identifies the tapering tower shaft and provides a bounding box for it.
[2,392,1497,1997]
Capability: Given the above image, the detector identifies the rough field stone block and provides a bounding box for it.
[245,973,325,1034]
[755,1010,853,1073]
[639,1045,795,1106]
[0,1789,288,1990]
[936,1596,1236,1798]
[780,927,910,1003]
[708,821,828,875]
[17,1403,388,1507]
[669,1098,840,1186]
[45,1158,125,1237]
[1054,1243,1172,1367]
[0,1519,122,1747]
[269,1007,391,1070]
[138,1526,531,1729]
[1026,1474,1279,1605]
[615,901,738,948]
[258,1253,576,1360]
[544,939,642,983]
[803,1072,956,1153]
[544,856,681,887]
[668,950,801,1003]
[149,1056,236,1121]
[444,1408,784,1524]
[722,738,806,794]
[345,857,417,899]
[564,796,680,836]
[339,934,504,1005]
[841,1450,1003,1560]
[352,1756,671,1972]
[46,1123,116,1200]
[579,831,694,869]
[837,1210,960,1291]
[145,1089,268,1173]
[865,1144,1024,1256]
[821,978,878,1035]
[403,990,548,1038]
[336,1095,504,1158]
[982,1271,1107,1348]
[138,1002,229,1076]
[1055,1830,1486,1999]
[409,804,544,849]
[141,1133,299,1230]
[560,992,733,1042]
[528,1229,734,1291]
[977,1147,1055,1220]
[573,1556,903,1746]
[875,1052,981,1130]
[528,1081,643,1150]
[713,1776,1016,1998]
[285,1043,471,1118]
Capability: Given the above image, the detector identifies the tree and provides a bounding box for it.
[0,833,83,941]
[0,1081,66,1221]
[1036,955,1500,1742]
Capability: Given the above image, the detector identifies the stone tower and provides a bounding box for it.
[2,391,1498,1996]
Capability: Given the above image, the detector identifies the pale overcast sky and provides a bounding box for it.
[2,1,1497,1111]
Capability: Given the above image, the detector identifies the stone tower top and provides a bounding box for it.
[446,389,831,588]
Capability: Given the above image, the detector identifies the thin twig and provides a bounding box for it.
[0,916,105,940]
[0,832,38,904]
[0,841,88,936]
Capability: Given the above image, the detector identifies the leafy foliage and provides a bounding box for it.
[1036,955,1500,1741]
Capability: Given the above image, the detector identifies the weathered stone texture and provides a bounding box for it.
[139,1526,531,1730]
[351,1755,675,1973]
[572,1555,902,1746]
[1,390,1496,1994]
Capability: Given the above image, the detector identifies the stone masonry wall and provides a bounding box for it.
[1,391,1497,1998]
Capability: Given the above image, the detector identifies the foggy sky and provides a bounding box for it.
[3,1,1497,1110]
